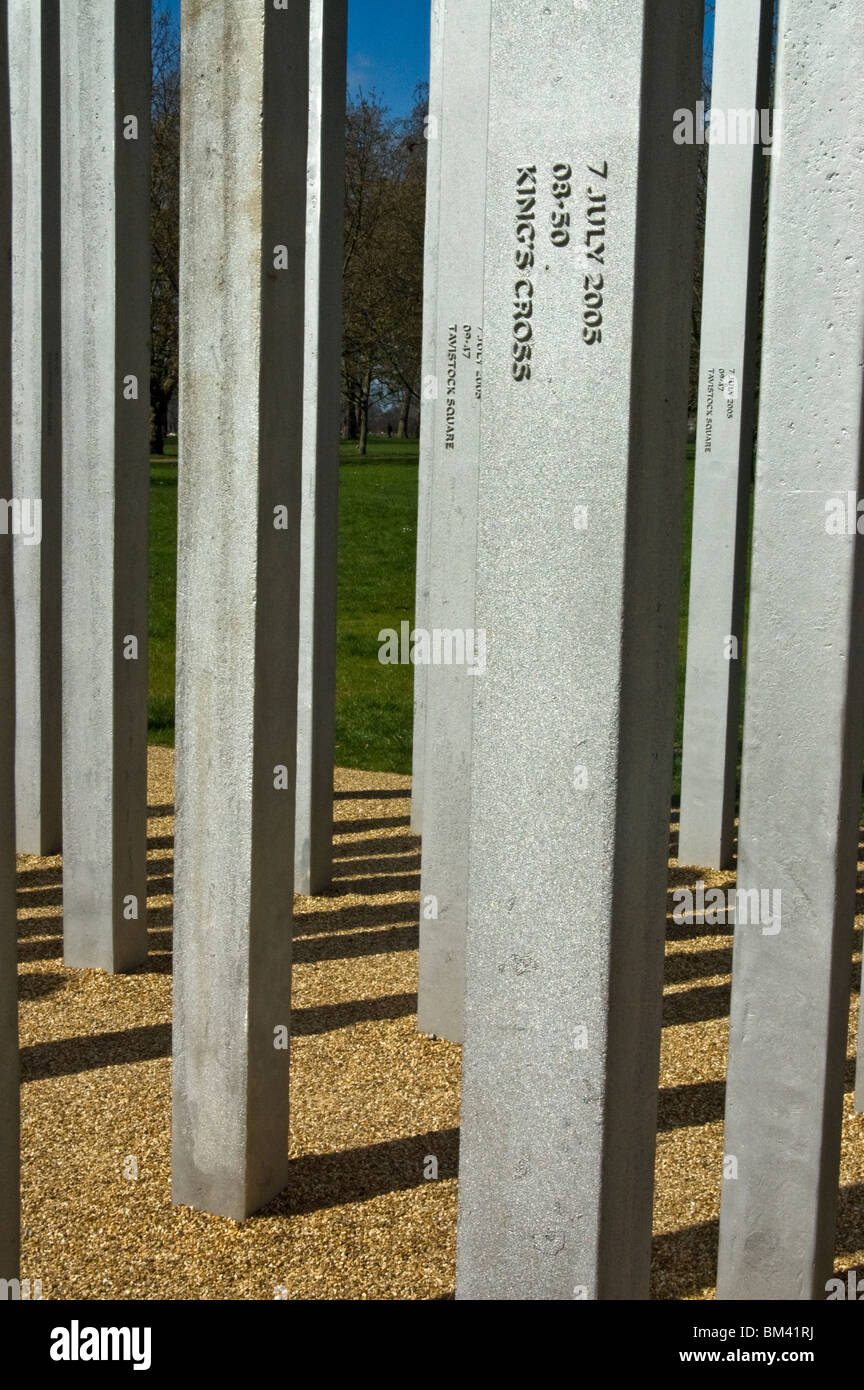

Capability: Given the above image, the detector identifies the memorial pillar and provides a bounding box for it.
[455,0,701,1299]
[716,0,864,1300]
[417,0,491,1043]
[60,0,151,973]
[0,0,20,1283]
[677,0,773,871]
[171,0,309,1220]
[9,0,62,857]
[294,0,347,897]
[410,0,445,835]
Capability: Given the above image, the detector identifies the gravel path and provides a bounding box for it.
[14,746,864,1299]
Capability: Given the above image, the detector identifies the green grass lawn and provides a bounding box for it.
[335,442,417,771]
[147,436,419,771]
[149,436,698,787]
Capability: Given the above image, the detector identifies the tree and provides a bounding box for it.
[341,87,426,453]
[145,41,429,459]
[377,87,427,437]
[342,91,397,452]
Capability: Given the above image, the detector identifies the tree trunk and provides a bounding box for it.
[357,366,371,456]
[150,392,167,455]
[342,390,358,439]
[397,389,411,438]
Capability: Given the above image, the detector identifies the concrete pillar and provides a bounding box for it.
[455,0,700,1299]
[417,0,491,1043]
[171,0,309,1221]
[716,0,864,1301]
[9,0,61,857]
[59,0,150,972]
[0,0,19,1285]
[677,0,772,872]
[410,0,445,835]
[294,0,347,897]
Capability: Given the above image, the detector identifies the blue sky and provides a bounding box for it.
[158,0,432,117]
[159,3,716,114]
[346,0,430,115]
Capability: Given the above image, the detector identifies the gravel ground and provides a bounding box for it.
[14,746,864,1300]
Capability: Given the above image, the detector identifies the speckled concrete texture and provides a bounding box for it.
[410,0,445,837]
[9,0,63,858]
[417,0,491,1044]
[0,0,21,1283]
[456,0,702,1299]
[677,0,772,872]
[716,0,864,1301]
[59,0,150,972]
[172,0,309,1220]
[295,0,346,897]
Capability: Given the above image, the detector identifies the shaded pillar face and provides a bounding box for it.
[455,0,700,1300]
[0,0,19,1284]
[171,0,309,1222]
[677,0,773,874]
[9,0,62,857]
[716,0,864,1302]
[410,0,445,837]
[59,0,150,973]
[417,0,491,1045]
[294,0,347,898]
